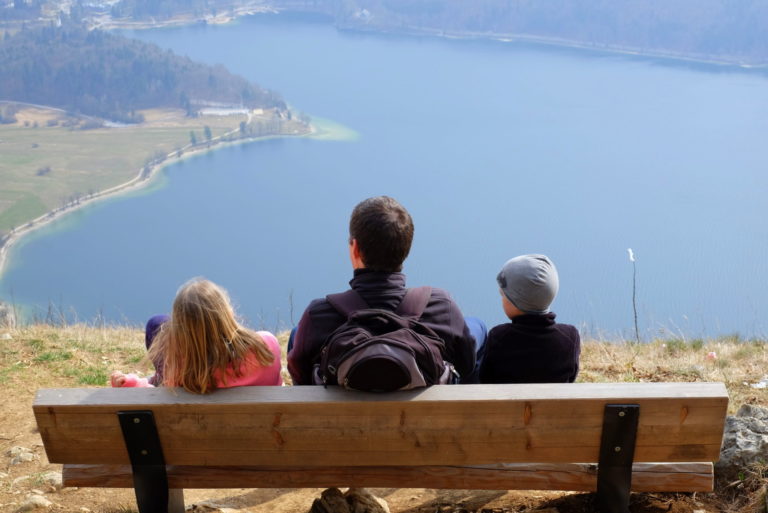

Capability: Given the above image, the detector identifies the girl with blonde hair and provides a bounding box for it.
[111,278,282,392]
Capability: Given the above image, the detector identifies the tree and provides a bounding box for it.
[203,125,212,141]
[189,130,197,146]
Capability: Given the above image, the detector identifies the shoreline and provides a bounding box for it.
[336,23,768,70]
[0,114,314,283]
[6,3,767,68]
[85,5,768,68]
[89,3,277,31]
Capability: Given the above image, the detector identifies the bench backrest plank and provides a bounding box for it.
[34,383,728,468]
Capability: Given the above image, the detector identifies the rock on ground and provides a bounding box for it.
[14,494,53,512]
[13,472,63,492]
[309,488,390,513]
[715,404,768,481]
[187,500,240,512]
[6,446,38,465]
[346,488,390,513]
[38,471,63,491]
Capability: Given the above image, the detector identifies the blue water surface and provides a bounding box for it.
[2,14,767,338]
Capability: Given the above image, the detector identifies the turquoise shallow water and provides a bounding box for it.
[2,14,768,338]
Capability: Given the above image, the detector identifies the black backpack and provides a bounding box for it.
[312,287,455,392]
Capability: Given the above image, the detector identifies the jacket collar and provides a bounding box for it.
[350,268,406,291]
[512,312,557,326]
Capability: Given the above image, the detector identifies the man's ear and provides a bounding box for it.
[349,238,365,269]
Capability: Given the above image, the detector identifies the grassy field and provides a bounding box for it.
[2,324,764,410]
[0,106,305,234]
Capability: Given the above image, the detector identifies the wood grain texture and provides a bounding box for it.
[62,462,714,492]
[34,383,728,467]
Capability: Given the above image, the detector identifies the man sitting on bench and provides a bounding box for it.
[287,195,483,387]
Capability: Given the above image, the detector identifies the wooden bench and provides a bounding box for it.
[33,382,728,513]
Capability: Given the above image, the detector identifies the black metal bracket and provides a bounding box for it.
[596,404,640,513]
[117,410,184,513]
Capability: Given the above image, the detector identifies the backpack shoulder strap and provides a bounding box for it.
[395,286,432,319]
[326,289,370,319]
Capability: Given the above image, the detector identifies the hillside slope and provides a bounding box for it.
[0,26,285,123]
[276,0,768,65]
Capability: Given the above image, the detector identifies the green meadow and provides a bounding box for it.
[0,108,251,234]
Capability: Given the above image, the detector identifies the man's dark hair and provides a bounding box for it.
[349,196,414,272]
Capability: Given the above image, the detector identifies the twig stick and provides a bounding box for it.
[632,259,640,345]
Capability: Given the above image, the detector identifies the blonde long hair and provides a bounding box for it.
[147,278,275,394]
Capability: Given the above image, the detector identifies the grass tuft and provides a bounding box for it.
[663,338,687,355]
[34,350,73,363]
[25,338,45,351]
[70,365,109,386]
[720,461,768,513]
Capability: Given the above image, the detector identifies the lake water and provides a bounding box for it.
[2,14,768,339]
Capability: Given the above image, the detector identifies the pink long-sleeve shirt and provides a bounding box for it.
[114,331,283,388]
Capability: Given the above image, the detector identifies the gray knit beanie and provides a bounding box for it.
[496,254,559,314]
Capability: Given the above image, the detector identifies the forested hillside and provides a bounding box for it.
[0,26,285,122]
[5,1,766,65]
[275,0,768,65]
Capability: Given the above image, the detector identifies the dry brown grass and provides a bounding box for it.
[1,323,765,407]
[0,323,293,390]
[579,337,768,415]
[0,323,149,389]
[716,460,768,513]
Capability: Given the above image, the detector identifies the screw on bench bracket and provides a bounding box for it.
[596,404,639,513]
[117,410,184,513]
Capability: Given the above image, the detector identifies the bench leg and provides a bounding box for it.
[596,404,639,513]
[131,464,185,513]
[168,489,185,513]
[117,411,185,513]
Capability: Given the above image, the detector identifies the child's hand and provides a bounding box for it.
[110,371,127,387]
[110,371,153,387]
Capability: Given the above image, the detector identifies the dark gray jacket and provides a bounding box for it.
[288,269,476,385]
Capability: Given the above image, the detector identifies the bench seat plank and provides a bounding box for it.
[35,383,728,468]
[62,462,714,492]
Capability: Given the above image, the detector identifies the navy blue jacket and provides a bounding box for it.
[479,313,580,384]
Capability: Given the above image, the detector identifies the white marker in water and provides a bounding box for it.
[627,248,635,262]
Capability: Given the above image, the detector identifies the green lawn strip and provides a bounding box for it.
[0,116,245,235]
[0,190,47,232]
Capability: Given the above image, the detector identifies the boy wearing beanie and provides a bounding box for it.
[478,254,581,383]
